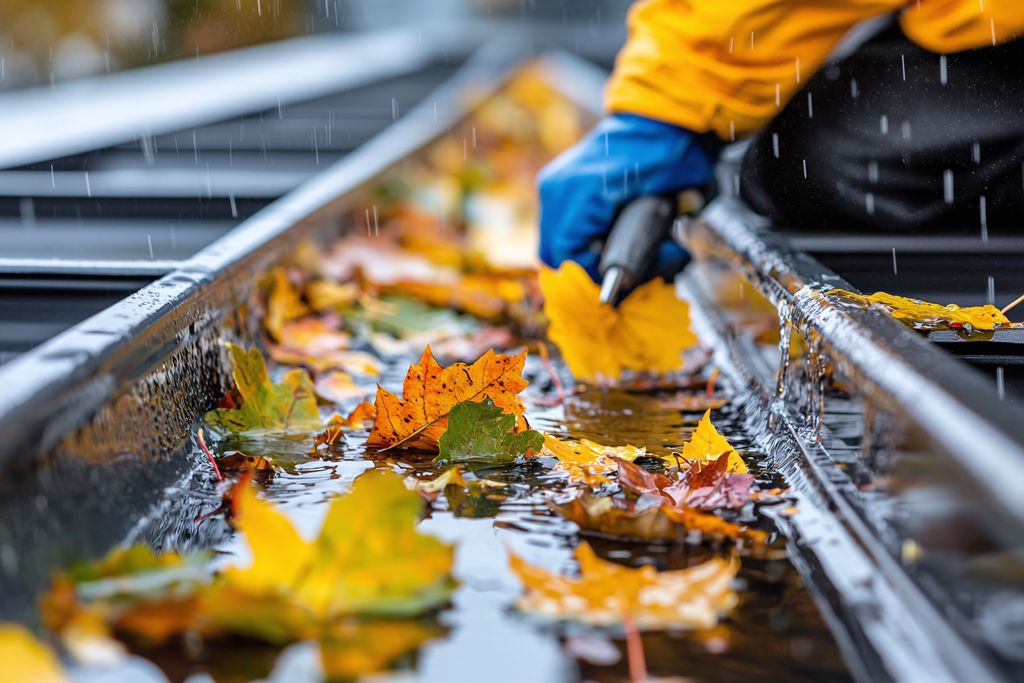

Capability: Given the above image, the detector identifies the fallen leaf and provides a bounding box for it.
[321,235,456,288]
[614,458,672,499]
[555,495,680,542]
[664,456,754,510]
[366,347,529,451]
[614,453,753,511]
[511,542,738,630]
[306,280,359,313]
[269,344,383,377]
[209,469,454,635]
[277,317,351,357]
[0,624,68,683]
[681,411,748,474]
[264,269,310,341]
[542,434,647,487]
[554,494,761,545]
[539,261,697,382]
[205,343,321,436]
[355,294,474,340]
[315,371,371,404]
[429,325,517,363]
[112,597,203,646]
[828,288,1010,330]
[65,545,200,586]
[435,397,543,467]
[390,273,526,321]
[345,400,377,427]
[41,548,211,648]
[314,401,377,450]
[662,505,767,544]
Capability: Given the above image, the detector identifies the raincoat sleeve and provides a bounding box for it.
[606,0,1024,141]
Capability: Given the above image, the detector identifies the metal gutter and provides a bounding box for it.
[682,195,1024,681]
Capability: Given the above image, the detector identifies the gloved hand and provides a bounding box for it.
[538,113,717,282]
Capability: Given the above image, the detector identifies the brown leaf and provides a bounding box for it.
[555,495,680,542]
[556,493,766,546]
[613,457,671,500]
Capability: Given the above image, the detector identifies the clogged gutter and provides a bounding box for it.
[3,66,852,683]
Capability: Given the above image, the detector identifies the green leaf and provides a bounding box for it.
[205,343,321,435]
[435,397,543,468]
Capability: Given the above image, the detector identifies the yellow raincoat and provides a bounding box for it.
[607,0,1024,141]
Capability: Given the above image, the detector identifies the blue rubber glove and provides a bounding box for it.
[538,114,718,282]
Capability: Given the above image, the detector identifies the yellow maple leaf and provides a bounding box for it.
[681,410,748,474]
[541,434,647,486]
[539,261,697,382]
[828,288,1009,330]
[210,469,454,637]
[366,346,529,451]
[510,542,738,630]
[0,624,68,683]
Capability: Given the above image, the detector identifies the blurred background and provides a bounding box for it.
[0,0,632,90]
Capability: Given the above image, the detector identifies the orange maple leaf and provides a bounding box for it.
[366,346,528,451]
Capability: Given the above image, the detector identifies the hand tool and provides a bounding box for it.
[598,195,677,306]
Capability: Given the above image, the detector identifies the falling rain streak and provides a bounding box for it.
[980,195,988,241]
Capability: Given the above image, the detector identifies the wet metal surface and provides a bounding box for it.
[113,353,853,683]
[683,195,1024,681]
